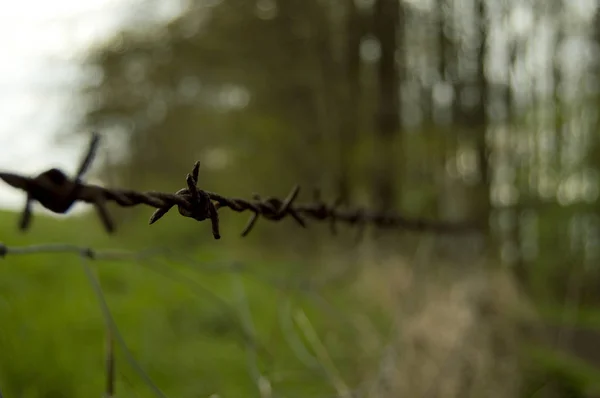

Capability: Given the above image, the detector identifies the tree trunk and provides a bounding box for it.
[372,0,402,213]
[473,0,491,234]
[337,0,363,201]
[506,42,527,283]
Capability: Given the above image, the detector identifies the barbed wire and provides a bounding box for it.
[0,132,481,396]
[0,133,482,240]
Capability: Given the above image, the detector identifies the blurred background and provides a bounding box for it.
[0,0,600,396]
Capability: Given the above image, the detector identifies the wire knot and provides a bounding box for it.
[26,168,81,214]
[149,161,221,239]
[175,186,213,222]
[16,134,103,231]
[240,186,306,236]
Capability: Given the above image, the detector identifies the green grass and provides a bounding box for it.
[0,209,382,398]
[5,207,600,397]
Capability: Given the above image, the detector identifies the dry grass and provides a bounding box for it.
[344,242,537,398]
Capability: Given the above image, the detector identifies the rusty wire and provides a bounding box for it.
[0,133,481,239]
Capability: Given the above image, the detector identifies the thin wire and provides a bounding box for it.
[79,255,168,398]
[0,242,171,398]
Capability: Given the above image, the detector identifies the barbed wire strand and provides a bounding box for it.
[0,133,482,240]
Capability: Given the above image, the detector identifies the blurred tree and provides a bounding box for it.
[371,0,403,213]
[472,0,491,228]
[70,0,600,279]
[505,40,526,281]
[336,0,364,201]
[79,1,338,191]
[591,0,600,175]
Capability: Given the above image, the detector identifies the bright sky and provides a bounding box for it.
[0,0,185,213]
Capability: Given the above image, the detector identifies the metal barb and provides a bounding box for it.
[0,132,483,240]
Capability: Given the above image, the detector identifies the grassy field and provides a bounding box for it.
[0,209,394,397]
[2,208,600,397]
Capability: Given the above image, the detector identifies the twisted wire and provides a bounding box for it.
[0,133,481,239]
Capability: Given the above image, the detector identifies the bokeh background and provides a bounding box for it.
[1,0,600,396]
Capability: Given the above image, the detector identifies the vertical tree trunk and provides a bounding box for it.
[372,0,402,213]
[506,41,527,283]
[437,0,448,86]
[437,0,454,220]
[553,17,564,177]
[593,0,600,174]
[449,0,465,129]
[595,4,600,68]
[473,0,491,233]
[337,0,363,201]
